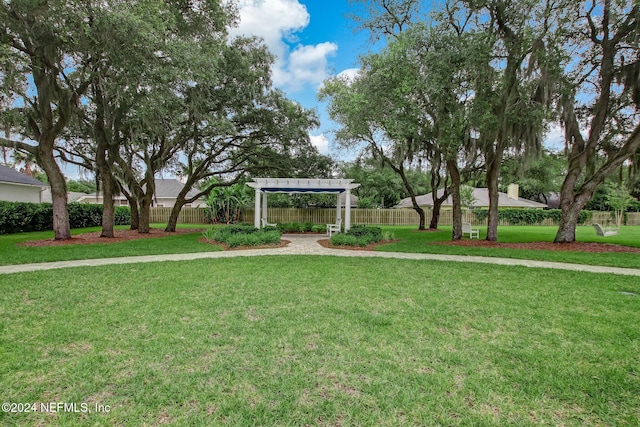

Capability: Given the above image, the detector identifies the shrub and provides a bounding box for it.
[277,222,325,233]
[347,224,383,241]
[114,207,131,225]
[330,225,386,247]
[203,225,281,248]
[0,202,133,235]
[330,234,368,247]
[473,208,593,225]
[311,224,326,233]
[0,201,52,234]
[68,203,103,229]
[278,222,304,232]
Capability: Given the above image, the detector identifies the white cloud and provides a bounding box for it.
[543,124,565,151]
[336,68,360,82]
[286,42,338,90]
[309,133,330,154]
[229,0,337,92]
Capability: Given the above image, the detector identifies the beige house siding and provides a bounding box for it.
[76,195,205,208]
[0,182,44,203]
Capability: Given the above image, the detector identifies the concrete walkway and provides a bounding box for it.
[1,234,639,276]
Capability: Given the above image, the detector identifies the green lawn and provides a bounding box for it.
[1,224,640,269]
[1,257,638,425]
[376,226,640,269]
[0,225,220,266]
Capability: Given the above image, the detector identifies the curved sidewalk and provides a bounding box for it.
[1,234,639,276]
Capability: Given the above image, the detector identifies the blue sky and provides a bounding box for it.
[229,0,372,157]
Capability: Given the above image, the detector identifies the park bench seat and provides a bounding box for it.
[462,222,479,239]
[593,223,619,237]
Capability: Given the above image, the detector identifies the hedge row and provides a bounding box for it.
[472,208,592,225]
[0,201,131,235]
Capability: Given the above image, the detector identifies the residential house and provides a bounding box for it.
[76,178,206,208]
[0,164,47,203]
[395,184,548,209]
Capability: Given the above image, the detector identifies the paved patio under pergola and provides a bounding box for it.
[246,178,360,232]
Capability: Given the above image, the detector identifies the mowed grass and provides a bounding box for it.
[1,256,639,426]
[0,224,220,266]
[377,226,640,269]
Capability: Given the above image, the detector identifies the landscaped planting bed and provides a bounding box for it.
[202,224,282,248]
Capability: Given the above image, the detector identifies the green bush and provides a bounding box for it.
[68,203,103,229]
[0,201,52,234]
[0,202,132,235]
[311,224,326,233]
[114,206,131,225]
[223,231,281,248]
[330,225,385,247]
[330,234,369,247]
[473,208,592,225]
[277,222,325,233]
[347,224,383,241]
[203,225,281,248]
[278,222,304,232]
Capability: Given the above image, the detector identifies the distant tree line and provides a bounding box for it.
[1,0,327,240]
[322,0,640,243]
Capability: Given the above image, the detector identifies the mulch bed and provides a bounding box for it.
[17,228,639,254]
[18,228,204,247]
[431,240,640,253]
[317,239,399,251]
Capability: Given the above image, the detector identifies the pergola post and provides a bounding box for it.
[345,188,351,232]
[262,192,268,225]
[336,192,341,225]
[254,187,261,228]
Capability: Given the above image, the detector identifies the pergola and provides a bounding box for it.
[246,178,361,232]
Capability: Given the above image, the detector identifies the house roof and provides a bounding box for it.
[395,187,547,209]
[154,179,201,199]
[0,164,47,187]
[80,178,203,200]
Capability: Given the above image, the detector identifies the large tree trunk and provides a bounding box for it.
[447,160,462,240]
[392,163,425,230]
[98,163,116,238]
[485,150,503,242]
[129,200,140,231]
[429,188,449,230]
[138,198,152,234]
[96,140,116,237]
[554,128,640,243]
[93,79,116,238]
[38,146,70,240]
[165,195,186,232]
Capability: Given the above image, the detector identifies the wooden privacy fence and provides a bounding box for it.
[149,207,207,224]
[149,206,640,226]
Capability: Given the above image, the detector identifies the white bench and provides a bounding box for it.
[462,222,479,239]
[327,218,342,237]
[593,223,619,237]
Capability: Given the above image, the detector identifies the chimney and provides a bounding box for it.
[507,183,519,200]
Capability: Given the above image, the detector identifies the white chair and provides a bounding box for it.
[261,218,276,228]
[462,222,479,239]
[593,223,619,237]
[327,218,342,237]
